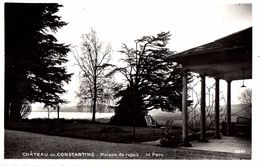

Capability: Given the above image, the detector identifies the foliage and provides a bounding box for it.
[109,32,188,126]
[110,86,147,126]
[157,127,182,147]
[74,28,114,122]
[5,3,72,121]
[20,101,32,119]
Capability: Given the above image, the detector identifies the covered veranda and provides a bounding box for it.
[169,27,252,146]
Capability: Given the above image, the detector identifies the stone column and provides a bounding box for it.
[214,77,221,138]
[200,74,207,142]
[181,71,191,147]
[226,80,232,136]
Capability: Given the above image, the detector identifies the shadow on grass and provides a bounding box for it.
[5,118,163,143]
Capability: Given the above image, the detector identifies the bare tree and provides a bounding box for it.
[188,78,226,131]
[187,77,201,131]
[238,88,252,106]
[238,88,252,116]
[74,28,113,122]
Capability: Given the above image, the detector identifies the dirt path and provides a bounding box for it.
[4,130,250,159]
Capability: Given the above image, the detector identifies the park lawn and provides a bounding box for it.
[5,119,164,143]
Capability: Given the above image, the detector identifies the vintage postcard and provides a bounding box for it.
[2,0,258,165]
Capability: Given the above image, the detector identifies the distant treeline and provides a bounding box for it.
[33,104,114,113]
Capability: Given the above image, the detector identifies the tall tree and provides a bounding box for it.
[109,32,188,126]
[74,28,113,122]
[5,3,72,122]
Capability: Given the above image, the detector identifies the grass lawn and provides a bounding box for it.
[5,119,251,159]
[5,129,251,159]
[5,119,165,143]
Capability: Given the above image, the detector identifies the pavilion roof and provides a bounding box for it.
[169,27,252,81]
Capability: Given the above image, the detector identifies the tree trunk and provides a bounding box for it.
[57,104,60,119]
[9,98,23,122]
[133,118,136,139]
[4,97,10,127]
[47,107,50,119]
[92,75,97,123]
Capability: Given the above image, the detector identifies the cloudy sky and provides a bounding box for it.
[50,0,252,105]
[56,0,252,51]
[3,0,252,107]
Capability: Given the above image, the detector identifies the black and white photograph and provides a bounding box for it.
[2,0,259,164]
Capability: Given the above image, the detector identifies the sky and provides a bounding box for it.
[0,0,253,108]
[50,0,252,106]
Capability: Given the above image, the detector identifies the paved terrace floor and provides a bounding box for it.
[181,136,251,155]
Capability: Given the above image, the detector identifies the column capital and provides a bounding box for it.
[214,73,222,79]
[214,77,220,80]
[199,74,206,78]
[226,80,232,83]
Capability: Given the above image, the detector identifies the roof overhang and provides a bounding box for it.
[169,27,252,81]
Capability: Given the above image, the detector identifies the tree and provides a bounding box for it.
[74,28,113,122]
[5,3,72,122]
[109,32,188,126]
[20,101,32,119]
[76,75,116,113]
[238,88,252,116]
[238,88,252,106]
